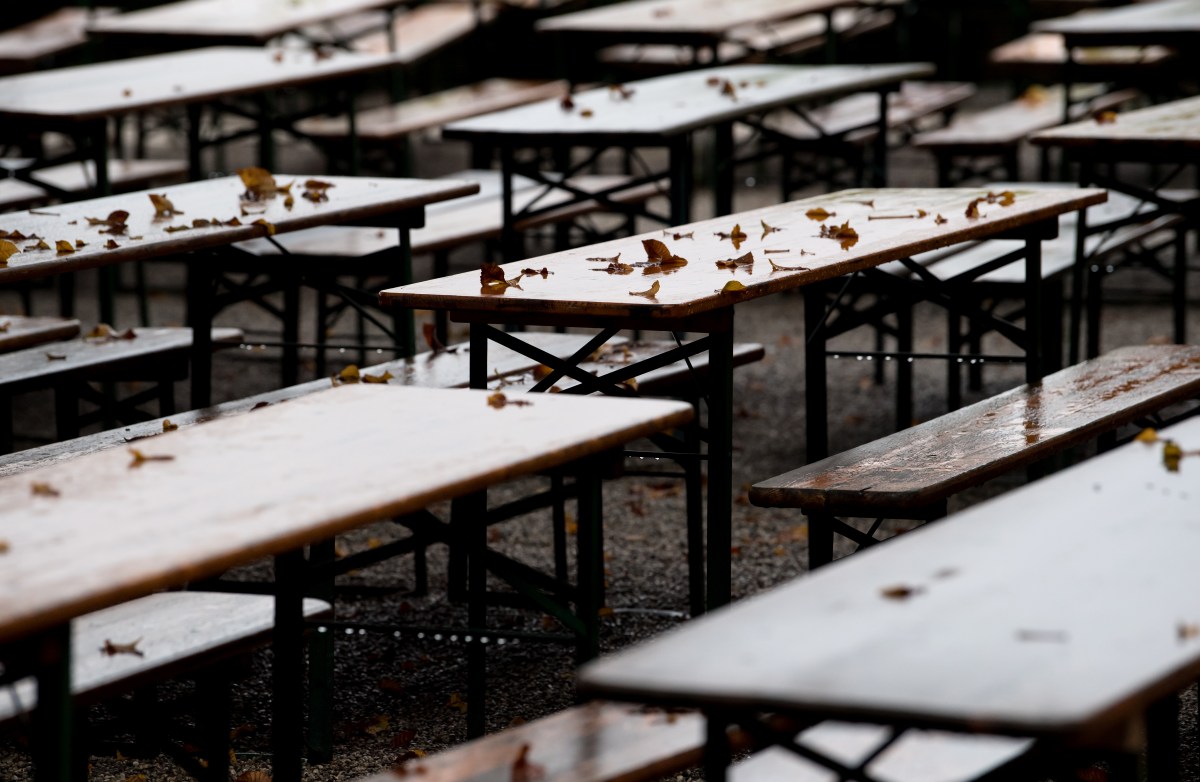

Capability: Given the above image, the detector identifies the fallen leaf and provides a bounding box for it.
[302,179,335,203]
[336,365,360,384]
[1135,427,1159,444]
[164,224,191,233]
[447,692,468,714]
[27,239,51,251]
[0,240,18,265]
[1095,110,1118,124]
[849,199,875,208]
[768,258,809,272]
[86,210,130,234]
[818,220,859,250]
[760,219,781,239]
[714,251,753,269]
[880,584,922,600]
[662,230,693,240]
[511,744,545,782]
[718,280,747,293]
[31,482,60,497]
[641,238,688,270]
[935,214,948,225]
[163,419,178,432]
[560,93,575,111]
[713,224,748,250]
[101,638,145,657]
[629,280,660,299]
[580,108,594,118]
[480,261,522,294]
[149,193,183,218]
[238,167,293,200]
[965,198,984,219]
[594,260,634,275]
[487,391,532,409]
[364,714,390,735]
[1019,84,1048,106]
[105,239,120,250]
[521,267,551,278]
[1179,623,1200,641]
[54,240,74,255]
[362,370,393,384]
[586,252,620,263]
[1163,440,1183,472]
[719,79,737,100]
[129,448,174,468]
[988,190,1016,207]
[253,218,276,236]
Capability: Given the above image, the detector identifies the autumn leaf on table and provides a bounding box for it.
[54,240,75,255]
[714,251,753,270]
[164,224,191,233]
[760,219,781,239]
[880,584,922,600]
[105,239,120,250]
[361,370,393,384]
[480,261,523,294]
[86,210,130,235]
[238,167,293,200]
[965,198,984,219]
[629,280,660,299]
[1135,427,1159,444]
[713,224,748,250]
[662,230,693,240]
[560,93,575,111]
[129,448,174,468]
[27,238,51,251]
[1094,110,1118,124]
[0,239,18,266]
[641,238,688,273]
[935,214,948,225]
[149,193,183,218]
[511,743,546,782]
[101,638,145,657]
[302,179,335,203]
[818,220,859,250]
[86,323,137,341]
[163,419,178,432]
[31,482,60,497]
[334,365,360,384]
[718,280,747,293]
[253,218,276,236]
[769,258,809,272]
[487,391,532,409]
[987,190,1016,207]
[521,267,551,278]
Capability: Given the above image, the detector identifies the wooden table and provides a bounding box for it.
[442,62,933,260]
[0,45,402,197]
[1031,94,1200,358]
[0,384,693,781]
[378,185,1106,615]
[87,0,410,48]
[0,174,478,404]
[579,414,1200,780]
[536,0,859,63]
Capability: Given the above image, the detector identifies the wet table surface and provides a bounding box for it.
[1034,0,1200,46]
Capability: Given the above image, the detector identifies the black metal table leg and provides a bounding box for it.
[271,550,306,782]
[669,134,694,226]
[706,322,734,610]
[31,625,73,782]
[186,260,215,408]
[714,121,734,217]
[804,286,830,462]
[1024,236,1044,385]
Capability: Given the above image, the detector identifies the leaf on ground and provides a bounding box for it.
[364,714,390,735]
[987,190,1016,207]
[593,260,634,275]
[629,280,660,299]
[101,638,145,657]
[87,210,130,234]
[965,198,984,219]
[447,692,469,714]
[27,239,51,251]
[164,224,191,233]
[714,251,753,270]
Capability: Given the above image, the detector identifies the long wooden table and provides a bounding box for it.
[442,62,933,261]
[1031,94,1200,359]
[0,46,402,197]
[0,384,694,782]
[579,414,1200,780]
[378,185,1106,615]
[0,174,479,403]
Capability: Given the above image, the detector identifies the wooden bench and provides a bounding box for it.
[350,701,1032,782]
[0,158,189,208]
[0,7,113,75]
[301,1,494,60]
[597,7,896,73]
[0,592,330,781]
[0,326,242,453]
[988,31,1175,83]
[750,344,1200,569]
[0,315,80,353]
[913,86,1139,185]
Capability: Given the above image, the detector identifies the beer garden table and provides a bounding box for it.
[378,184,1107,614]
[0,384,694,782]
[577,414,1200,781]
[0,174,479,402]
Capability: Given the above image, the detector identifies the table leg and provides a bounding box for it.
[396,225,415,358]
[1024,237,1043,385]
[500,147,519,264]
[307,540,336,764]
[31,625,73,782]
[714,121,734,218]
[1146,693,1180,780]
[702,712,733,782]
[272,550,306,782]
[804,286,830,462]
[706,325,734,611]
[186,260,215,409]
[258,92,277,174]
[669,135,694,226]
[462,489,489,738]
[574,460,604,662]
[871,89,889,188]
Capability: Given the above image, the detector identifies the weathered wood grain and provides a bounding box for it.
[0,385,692,645]
[380,186,1106,321]
[762,81,975,142]
[0,316,81,354]
[0,174,478,283]
[582,413,1200,738]
[751,345,1200,513]
[442,63,934,144]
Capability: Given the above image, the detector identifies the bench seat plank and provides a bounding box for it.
[750,345,1200,515]
[348,3,492,61]
[0,592,330,723]
[988,32,1174,81]
[296,79,569,141]
[0,316,81,354]
[0,8,114,75]
[0,326,242,395]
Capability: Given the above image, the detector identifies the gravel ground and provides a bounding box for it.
[2,86,1199,781]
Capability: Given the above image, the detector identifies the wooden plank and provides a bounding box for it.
[0,327,243,394]
[749,344,1200,513]
[380,186,1107,322]
[989,32,1174,72]
[87,0,405,45]
[0,332,624,478]
[761,81,976,142]
[442,63,935,144]
[0,179,51,213]
[233,170,663,257]
[0,316,81,354]
[1031,94,1200,153]
[295,79,569,141]
[0,384,693,645]
[536,0,852,41]
[0,592,330,722]
[1,158,189,195]
[0,174,479,284]
[730,722,1032,782]
[351,2,491,60]
[0,8,114,74]
[1034,0,1200,46]
[357,701,708,782]
[580,414,1200,739]
[0,46,406,124]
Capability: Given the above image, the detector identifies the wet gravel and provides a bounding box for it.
[2,93,1199,781]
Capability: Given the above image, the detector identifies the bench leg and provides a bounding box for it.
[807,513,834,571]
[551,475,569,584]
[1173,226,1188,345]
[31,625,74,782]
[271,550,307,782]
[306,539,336,764]
[574,462,604,663]
[195,666,232,782]
[460,490,489,738]
[895,303,913,430]
[54,385,80,443]
[1146,692,1181,781]
[685,402,706,619]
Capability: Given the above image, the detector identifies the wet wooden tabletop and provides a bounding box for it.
[0,46,403,124]
[0,174,478,284]
[0,316,81,354]
[536,0,854,41]
[0,385,693,645]
[88,0,405,44]
[442,63,934,144]
[379,186,1106,322]
[1031,94,1200,154]
[1034,0,1200,45]
[581,415,1200,739]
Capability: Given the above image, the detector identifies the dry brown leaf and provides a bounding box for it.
[163,419,178,432]
[45,352,66,361]
[629,280,660,299]
[101,638,145,657]
[1163,440,1183,472]
[935,214,948,225]
[1019,84,1048,106]
[364,714,390,736]
[769,258,810,272]
[362,370,393,384]
[965,198,983,219]
[487,392,532,409]
[54,240,75,255]
[560,93,575,111]
[302,179,335,203]
[586,252,620,263]
[580,108,594,118]
[239,167,293,200]
[662,230,693,240]
[0,239,18,265]
[713,224,748,250]
[105,239,120,250]
[719,79,737,100]
[480,261,522,294]
[129,448,174,468]
[0,540,9,555]
[86,210,130,234]
[253,218,276,236]
[27,239,51,251]
[642,238,688,269]
[760,219,781,239]
[715,251,753,269]
[718,280,747,293]
[31,482,60,497]
[336,365,360,384]
[164,225,190,233]
[987,190,1016,207]
[1095,110,1118,124]
[149,193,183,218]
[521,267,551,278]
[818,220,859,250]
[880,584,922,600]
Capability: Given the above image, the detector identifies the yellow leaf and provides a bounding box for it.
[253,218,276,236]
[364,714,390,735]
[149,193,183,217]
[719,280,747,293]
[1163,440,1183,473]
[0,239,19,265]
[362,370,393,384]
[713,224,748,250]
[337,365,360,383]
[805,208,835,221]
[487,391,532,409]
[1135,427,1159,444]
[31,482,60,497]
[447,692,468,714]
[162,419,178,432]
[238,167,293,200]
[818,220,859,250]
[629,280,660,299]
[1094,110,1118,124]
[129,448,174,468]
[54,240,75,255]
